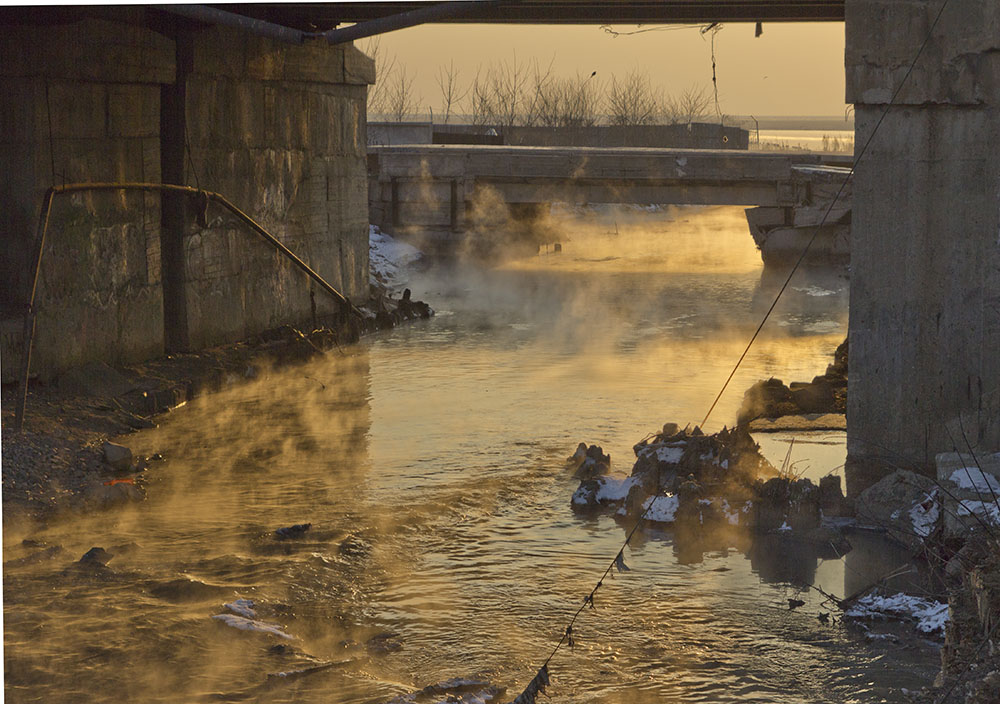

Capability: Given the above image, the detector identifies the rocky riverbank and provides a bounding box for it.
[1,287,432,528]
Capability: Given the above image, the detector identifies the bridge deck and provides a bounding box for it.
[368,145,853,231]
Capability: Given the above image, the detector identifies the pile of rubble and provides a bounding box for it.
[569,422,849,550]
[737,338,848,425]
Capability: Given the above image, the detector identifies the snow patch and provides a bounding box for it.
[909,490,939,537]
[948,468,1000,493]
[957,499,1000,525]
[845,592,950,636]
[640,494,679,523]
[369,225,423,290]
[595,476,637,502]
[638,443,685,464]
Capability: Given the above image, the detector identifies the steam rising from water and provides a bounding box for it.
[4,207,937,703]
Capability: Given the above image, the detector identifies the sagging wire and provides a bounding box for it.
[509,2,958,701]
[700,0,953,429]
[599,23,703,38]
[511,474,672,704]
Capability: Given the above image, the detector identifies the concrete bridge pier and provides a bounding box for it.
[845,0,1000,494]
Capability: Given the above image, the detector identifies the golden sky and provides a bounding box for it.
[370,21,847,117]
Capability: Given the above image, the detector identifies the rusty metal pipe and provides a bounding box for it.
[14,182,359,433]
[14,187,55,434]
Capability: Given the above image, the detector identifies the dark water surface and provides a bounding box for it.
[4,207,940,702]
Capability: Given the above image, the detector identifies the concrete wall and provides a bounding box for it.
[0,13,373,380]
[845,0,1000,493]
[182,27,373,349]
[368,121,433,146]
[0,13,173,380]
[502,123,749,149]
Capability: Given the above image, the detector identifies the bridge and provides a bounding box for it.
[368,143,852,263]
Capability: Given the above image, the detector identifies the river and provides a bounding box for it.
[3,206,940,703]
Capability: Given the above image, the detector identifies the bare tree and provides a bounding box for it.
[465,54,551,128]
[435,60,469,125]
[663,85,713,124]
[468,66,497,126]
[606,70,661,126]
[360,36,398,119]
[385,66,418,121]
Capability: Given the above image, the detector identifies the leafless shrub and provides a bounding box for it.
[606,70,661,126]
[663,85,713,125]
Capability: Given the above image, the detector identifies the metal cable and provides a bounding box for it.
[512,2,956,700]
[700,0,952,429]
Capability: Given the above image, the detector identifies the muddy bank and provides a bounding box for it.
[1,289,432,526]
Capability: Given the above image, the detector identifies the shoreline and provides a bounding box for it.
[1,290,431,530]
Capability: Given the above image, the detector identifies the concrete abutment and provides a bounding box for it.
[0,12,374,381]
[845,0,1000,495]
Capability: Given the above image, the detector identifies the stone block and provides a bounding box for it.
[0,16,175,84]
[107,85,159,138]
[47,81,106,140]
[343,44,375,86]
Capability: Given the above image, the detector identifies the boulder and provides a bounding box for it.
[102,441,133,472]
[854,469,939,549]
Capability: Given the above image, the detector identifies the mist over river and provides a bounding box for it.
[3,206,940,703]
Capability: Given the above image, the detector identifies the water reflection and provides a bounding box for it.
[4,206,940,703]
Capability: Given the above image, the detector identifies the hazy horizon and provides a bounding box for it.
[367,21,847,119]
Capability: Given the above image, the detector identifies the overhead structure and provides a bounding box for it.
[248,1,845,26]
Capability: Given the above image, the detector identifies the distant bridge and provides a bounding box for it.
[367,144,852,261]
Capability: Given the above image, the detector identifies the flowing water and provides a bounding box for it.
[3,206,940,703]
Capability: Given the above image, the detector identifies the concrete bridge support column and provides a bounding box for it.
[845,0,1000,495]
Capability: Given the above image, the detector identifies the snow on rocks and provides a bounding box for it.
[948,468,1000,493]
[909,490,940,537]
[855,469,940,550]
[569,423,852,554]
[369,225,423,291]
[637,494,679,523]
[935,452,1000,538]
[845,592,950,637]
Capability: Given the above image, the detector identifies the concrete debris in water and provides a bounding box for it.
[738,338,847,426]
[224,599,257,619]
[571,424,853,554]
[79,546,114,565]
[566,442,611,479]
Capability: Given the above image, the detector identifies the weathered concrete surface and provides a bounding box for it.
[0,11,173,381]
[845,0,1000,495]
[0,11,373,380]
[181,26,373,350]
